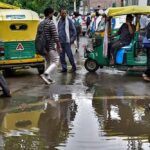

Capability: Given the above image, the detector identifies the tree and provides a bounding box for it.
[1,0,81,14]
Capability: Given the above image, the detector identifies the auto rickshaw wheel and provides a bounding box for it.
[84,59,99,72]
[3,68,15,77]
[37,65,45,74]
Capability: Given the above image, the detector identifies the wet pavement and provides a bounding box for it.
[0,37,150,149]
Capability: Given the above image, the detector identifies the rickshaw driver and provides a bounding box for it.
[109,14,135,65]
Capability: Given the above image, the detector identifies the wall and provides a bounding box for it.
[88,0,121,9]
[126,0,148,6]
[138,0,147,6]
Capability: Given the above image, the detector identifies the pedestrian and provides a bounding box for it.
[72,11,82,50]
[39,14,44,22]
[53,11,59,26]
[40,7,62,85]
[142,21,150,81]
[95,11,102,31]
[140,15,148,36]
[0,73,11,97]
[86,13,91,35]
[90,12,96,34]
[58,8,77,73]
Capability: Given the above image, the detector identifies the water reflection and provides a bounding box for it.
[92,87,150,149]
[38,95,77,149]
[58,72,77,85]
[1,70,150,149]
[83,72,150,149]
[0,95,77,149]
[0,99,11,130]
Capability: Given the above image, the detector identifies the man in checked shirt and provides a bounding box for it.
[40,7,62,85]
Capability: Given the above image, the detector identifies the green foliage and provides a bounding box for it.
[1,0,81,14]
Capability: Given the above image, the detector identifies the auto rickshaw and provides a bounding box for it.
[84,6,150,72]
[0,7,45,75]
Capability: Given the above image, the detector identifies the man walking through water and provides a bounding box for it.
[40,7,61,84]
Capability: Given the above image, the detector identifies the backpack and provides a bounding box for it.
[35,20,48,56]
[146,22,150,39]
[74,18,81,34]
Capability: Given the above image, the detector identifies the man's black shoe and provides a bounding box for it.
[60,70,67,73]
[0,93,11,98]
[68,69,76,73]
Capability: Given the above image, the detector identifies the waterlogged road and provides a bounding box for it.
[0,66,150,150]
[1,37,150,150]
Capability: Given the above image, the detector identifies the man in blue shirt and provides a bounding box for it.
[58,8,77,73]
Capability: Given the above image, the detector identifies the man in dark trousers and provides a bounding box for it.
[0,73,11,97]
[58,8,77,73]
[143,21,150,81]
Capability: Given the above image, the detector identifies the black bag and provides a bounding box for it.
[35,20,48,56]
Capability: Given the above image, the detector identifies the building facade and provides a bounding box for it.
[125,0,149,6]
[87,0,121,9]
[86,0,150,9]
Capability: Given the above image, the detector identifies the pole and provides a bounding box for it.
[121,0,123,6]
[74,0,76,12]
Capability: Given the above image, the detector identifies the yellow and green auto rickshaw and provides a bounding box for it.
[0,6,45,75]
[84,6,150,72]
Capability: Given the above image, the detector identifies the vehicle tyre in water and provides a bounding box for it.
[37,65,45,74]
[3,68,15,77]
[84,59,99,72]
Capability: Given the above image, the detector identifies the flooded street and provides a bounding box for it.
[1,68,150,150]
[0,37,150,150]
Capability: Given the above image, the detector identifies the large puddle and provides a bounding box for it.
[0,70,150,150]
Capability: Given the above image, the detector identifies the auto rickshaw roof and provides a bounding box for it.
[107,5,150,17]
[0,2,19,9]
[0,9,39,20]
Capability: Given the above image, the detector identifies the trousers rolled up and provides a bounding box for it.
[44,50,59,79]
